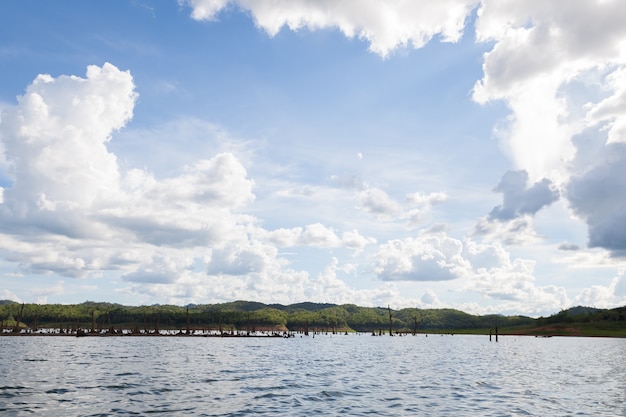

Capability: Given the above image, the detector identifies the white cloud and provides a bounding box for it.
[374,233,469,282]
[30,280,66,297]
[572,272,626,309]
[258,224,375,254]
[183,0,480,57]
[0,289,21,303]
[0,64,258,281]
[341,229,377,254]
[304,256,412,307]
[473,215,540,246]
[463,239,571,315]
[357,187,401,219]
[123,254,195,284]
[585,67,626,144]
[0,64,389,305]
[406,191,447,207]
[184,0,230,21]
[356,186,449,228]
[472,1,626,257]
[419,289,444,308]
[206,241,279,276]
[1,63,135,216]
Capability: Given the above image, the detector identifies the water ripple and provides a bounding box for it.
[1,335,625,416]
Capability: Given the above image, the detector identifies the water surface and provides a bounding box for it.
[1,334,624,416]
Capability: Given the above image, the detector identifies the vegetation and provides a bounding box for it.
[0,300,625,337]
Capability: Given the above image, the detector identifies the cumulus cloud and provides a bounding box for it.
[371,232,574,315]
[304,256,410,307]
[357,187,401,219]
[463,239,571,315]
[206,242,279,276]
[0,289,21,303]
[0,63,383,302]
[0,63,135,218]
[571,272,626,309]
[374,233,469,281]
[489,170,559,221]
[183,0,479,57]
[471,1,626,257]
[419,289,444,307]
[259,223,375,253]
[474,1,626,98]
[566,142,626,255]
[472,0,618,179]
[123,254,195,284]
[0,64,258,281]
[472,170,557,246]
[356,186,448,227]
[473,215,540,246]
[585,67,626,145]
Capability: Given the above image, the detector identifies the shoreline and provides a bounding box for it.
[2,329,625,338]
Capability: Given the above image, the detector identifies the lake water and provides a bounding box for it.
[1,334,624,416]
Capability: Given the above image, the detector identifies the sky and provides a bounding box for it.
[1,0,626,316]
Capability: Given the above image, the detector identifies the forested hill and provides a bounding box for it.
[1,300,625,335]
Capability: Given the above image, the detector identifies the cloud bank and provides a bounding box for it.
[182,0,479,57]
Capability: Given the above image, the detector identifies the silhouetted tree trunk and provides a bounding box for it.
[186,307,190,335]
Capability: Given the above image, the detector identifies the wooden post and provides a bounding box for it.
[489,329,492,342]
[388,305,393,336]
[495,326,498,342]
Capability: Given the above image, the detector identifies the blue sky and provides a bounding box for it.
[1,0,626,316]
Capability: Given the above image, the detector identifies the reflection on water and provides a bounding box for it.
[0,334,624,416]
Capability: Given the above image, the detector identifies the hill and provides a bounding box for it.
[0,300,624,336]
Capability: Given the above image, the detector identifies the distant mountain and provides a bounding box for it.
[1,300,625,336]
[269,302,338,312]
[563,306,602,316]
[201,300,269,312]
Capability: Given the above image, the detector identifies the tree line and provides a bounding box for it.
[0,300,533,332]
[1,300,623,334]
